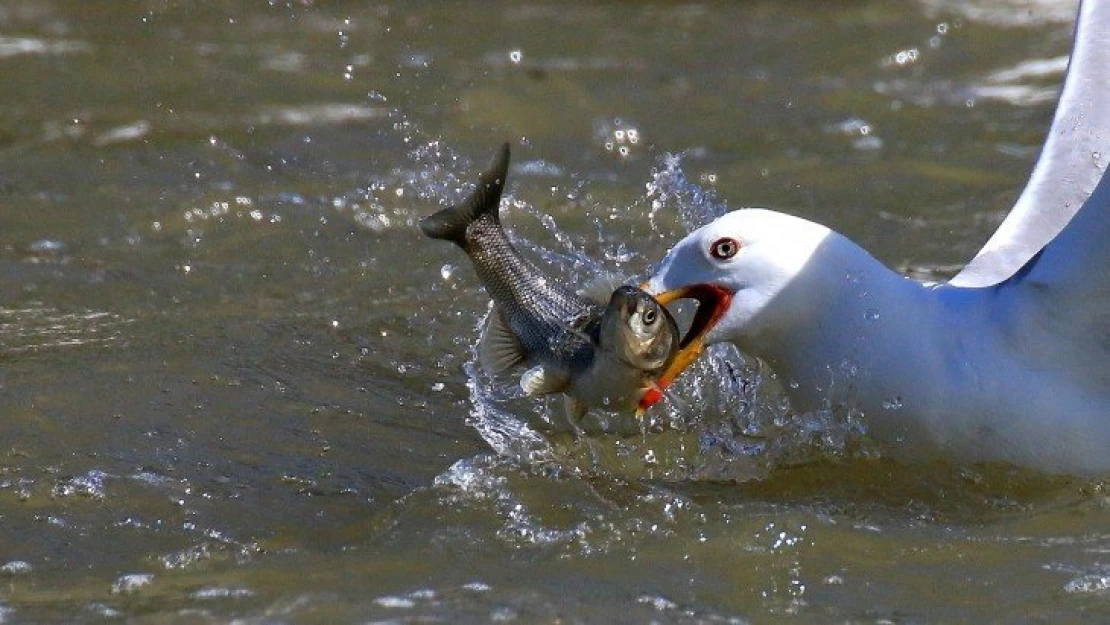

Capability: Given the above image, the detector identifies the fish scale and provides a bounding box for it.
[465,214,601,373]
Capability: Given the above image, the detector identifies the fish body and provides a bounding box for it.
[420,143,679,421]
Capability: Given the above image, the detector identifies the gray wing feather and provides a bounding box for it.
[950,0,1110,287]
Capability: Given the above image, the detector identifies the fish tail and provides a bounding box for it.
[418,142,511,247]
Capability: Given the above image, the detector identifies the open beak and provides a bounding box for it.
[635,283,734,417]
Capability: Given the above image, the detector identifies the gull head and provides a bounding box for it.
[644,208,838,386]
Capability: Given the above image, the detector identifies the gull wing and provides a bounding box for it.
[950,0,1110,288]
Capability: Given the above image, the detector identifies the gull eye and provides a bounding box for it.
[710,237,740,260]
[641,308,657,325]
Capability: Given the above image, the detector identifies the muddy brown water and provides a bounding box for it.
[0,1,1106,622]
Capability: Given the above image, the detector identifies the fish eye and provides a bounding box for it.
[710,237,740,260]
[641,308,657,325]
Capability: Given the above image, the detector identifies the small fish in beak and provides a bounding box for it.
[634,283,734,418]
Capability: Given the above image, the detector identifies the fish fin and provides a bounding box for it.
[577,271,625,305]
[478,307,526,374]
[563,395,589,423]
[418,143,512,247]
[519,365,570,396]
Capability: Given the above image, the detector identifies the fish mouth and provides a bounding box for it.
[645,283,734,392]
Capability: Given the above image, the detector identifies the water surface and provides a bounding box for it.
[0,0,1106,622]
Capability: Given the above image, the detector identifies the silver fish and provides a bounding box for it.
[420,143,679,423]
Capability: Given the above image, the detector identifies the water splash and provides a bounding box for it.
[400,133,868,480]
[646,151,730,233]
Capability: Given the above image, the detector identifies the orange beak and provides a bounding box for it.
[635,283,734,418]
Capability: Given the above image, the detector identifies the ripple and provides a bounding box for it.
[93,120,152,146]
[823,117,885,151]
[110,573,154,595]
[481,50,646,72]
[1064,574,1110,594]
[0,306,132,353]
[0,36,90,58]
[970,56,1068,106]
[373,594,417,609]
[52,469,109,500]
[251,103,388,126]
[190,586,254,600]
[918,0,1079,27]
[0,561,31,576]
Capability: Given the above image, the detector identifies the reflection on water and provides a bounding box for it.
[0,0,1106,622]
[0,307,130,353]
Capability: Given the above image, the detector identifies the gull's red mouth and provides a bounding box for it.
[638,283,734,411]
[666,283,734,352]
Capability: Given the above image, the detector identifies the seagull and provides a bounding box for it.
[644,0,1110,475]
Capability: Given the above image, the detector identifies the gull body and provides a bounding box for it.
[647,0,1110,474]
[648,207,1110,474]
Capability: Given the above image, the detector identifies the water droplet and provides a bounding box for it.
[882,396,904,410]
[440,264,456,280]
[864,308,880,321]
[643,449,657,465]
[509,49,522,64]
[431,382,445,392]
[883,47,921,68]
